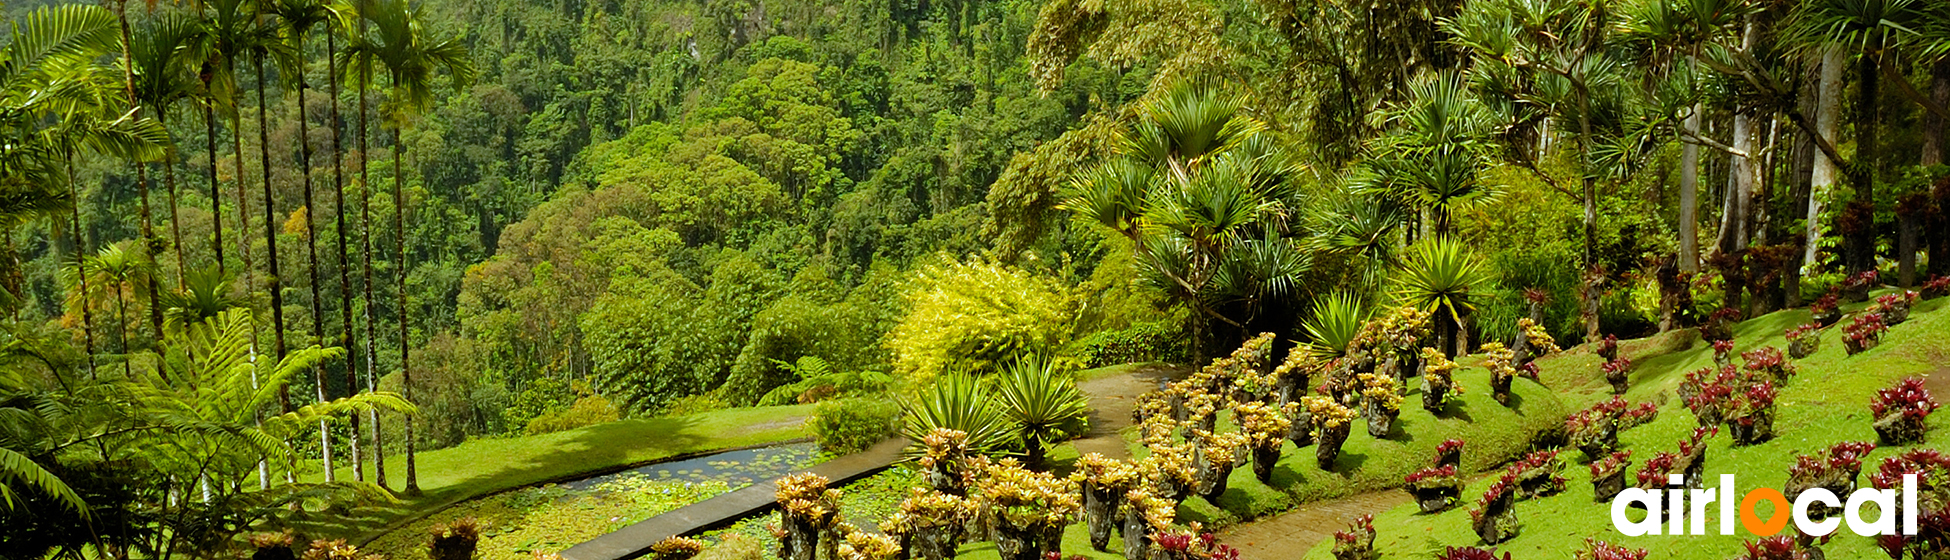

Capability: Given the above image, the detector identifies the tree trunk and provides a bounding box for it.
[206,103,225,275]
[163,117,186,289]
[330,31,364,483]
[294,30,334,483]
[1805,47,1845,269]
[1850,45,1880,275]
[1719,110,1756,254]
[397,125,418,494]
[1680,105,1701,273]
[255,47,295,484]
[230,52,267,490]
[1930,60,1950,280]
[360,65,387,490]
[112,0,166,347]
[65,155,97,378]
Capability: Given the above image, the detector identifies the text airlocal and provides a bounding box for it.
[1611,474,1922,537]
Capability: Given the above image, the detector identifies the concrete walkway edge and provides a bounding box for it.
[560,437,908,560]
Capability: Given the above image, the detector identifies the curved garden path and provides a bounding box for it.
[1072,363,1189,459]
[1217,490,1410,558]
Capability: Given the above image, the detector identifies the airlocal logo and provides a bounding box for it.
[1611,474,1922,537]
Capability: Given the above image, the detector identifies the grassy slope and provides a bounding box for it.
[1304,295,1949,559]
[296,404,815,544]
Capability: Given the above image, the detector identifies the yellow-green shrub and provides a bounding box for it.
[885,257,1083,384]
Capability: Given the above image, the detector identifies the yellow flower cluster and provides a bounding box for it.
[1072,453,1140,489]
[1375,306,1434,353]
[650,537,706,560]
[1357,372,1402,411]
[974,458,1083,528]
[1480,342,1517,382]
[1122,487,1178,532]
[882,488,973,535]
[1421,347,1462,394]
[837,525,903,560]
[1137,444,1200,491]
[1304,396,1355,432]
[776,473,842,522]
[1518,318,1560,355]
[1231,401,1295,448]
[1193,429,1249,465]
[918,427,969,471]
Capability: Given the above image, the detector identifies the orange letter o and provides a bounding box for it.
[1740,488,1790,536]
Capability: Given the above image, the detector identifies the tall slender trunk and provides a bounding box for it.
[1929,59,1950,280]
[1850,45,1880,275]
[1680,105,1701,273]
[66,155,97,379]
[330,30,363,483]
[396,124,418,494]
[163,115,186,288]
[206,103,225,275]
[229,53,268,491]
[1805,47,1845,269]
[113,1,166,346]
[360,64,387,490]
[294,30,335,484]
[255,46,295,484]
[1720,110,1755,253]
[1578,97,1599,343]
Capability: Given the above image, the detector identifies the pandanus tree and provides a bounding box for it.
[1351,71,1499,240]
[1061,81,1308,358]
[339,0,474,492]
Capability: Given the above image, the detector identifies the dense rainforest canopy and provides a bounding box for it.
[2,0,1948,557]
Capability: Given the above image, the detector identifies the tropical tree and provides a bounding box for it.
[340,0,474,492]
[990,356,1088,468]
[105,0,168,342]
[1394,238,1494,357]
[67,243,158,376]
[899,374,1016,456]
[1353,71,1499,239]
[272,0,342,484]
[1061,81,1308,358]
[130,14,207,286]
[1784,0,1944,276]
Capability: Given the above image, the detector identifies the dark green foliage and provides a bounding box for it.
[813,398,900,454]
[1070,322,1188,368]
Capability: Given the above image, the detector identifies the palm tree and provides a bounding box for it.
[339,0,473,492]
[1353,71,1498,239]
[346,0,387,488]
[1619,0,1747,272]
[131,14,206,288]
[70,243,157,377]
[106,0,168,343]
[272,0,339,484]
[1786,0,1939,276]
[323,1,365,483]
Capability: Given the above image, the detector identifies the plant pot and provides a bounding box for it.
[1692,405,1723,430]
[1288,409,1315,448]
[906,526,961,560]
[1082,484,1121,552]
[1700,320,1733,343]
[1409,483,1461,514]
[1812,308,1842,327]
[1516,471,1565,499]
[1491,374,1514,407]
[1789,336,1821,359]
[1844,335,1879,356]
[1120,506,1150,560]
[1471,491,1521,545]
[1606,370,1629,395]
[1365,406,1397,438]
[990,515,1058,560]
[1728,411,1774,446]
[1884,302,1911,326]
[1316,424,1350,471]
[1196,456,1234,501]
[1592,469,1629,503]
[1786,480,1856,522]
[1874,413,1929,446]
[1251,445,1281,484]
[1422,382,1449,414]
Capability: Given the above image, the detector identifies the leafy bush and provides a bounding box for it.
[1070,321,1189,367]
[814,398,900,454]
[662,393,730,416]
[885,257,1083,383]
[524,393,622,435]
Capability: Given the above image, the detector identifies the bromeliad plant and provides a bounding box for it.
[1072,454,1139,552]
[1575,540,1648,560]
[1469,475,1521,545]
[1120,487,1177,560]
[836,528,903,560]
[1271,346,1330,405]
[1712,339,1737,366]
[1404,464,1463,513]
[1843,312,1887,356]
[1724,381,1778,446]
[1702,307,1740,343]
[1306,396,1357,470]
[883,489,974,560]
[1784,442,1876,522]
[1924,275,1950,300]
[1597,334,1619,362]
[776,473,843,560]
[1330,515,1377,560]
[1420,347,1462,413]
[1438,547,1512,560]
[1481,342,1518,406]
[1741,346,1795,385]
[1232,401,1295,483]
[1357,372,1403,437]
[1869,449,1950,559]
[1870,377,1939,445]
[1589,451,1632,502]
[974,459,1082,560]
[918,428,972,495]
[1513,317,1560,366]
[1681,365,1740,428]
[1436,438,1466,469]
[649,537,704,560]
[1189,430,1248,500]
[1566,397,1658,460]
[1874,290,1919,325]
[1785,323,1822,359]
[1152,525,1238,560]
[1601,356,1632,395]
[1506,449,1567,499]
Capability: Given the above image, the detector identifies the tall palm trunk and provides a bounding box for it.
[254,44,296,484]
[294,30,335,484]
[1805,47,1845,269]
[228,52,270,490]
[360,64,387,489]
[1720,110,1756,254]
[1849,43,1880,275]
[329,29,364,483]
[205,102,225,275]
[112,0,166,345]
[1680,106,1701,273]
[1929,60,1950,280]
[162,112,186,287]
[66,155,97,378]
[396,124,417,494]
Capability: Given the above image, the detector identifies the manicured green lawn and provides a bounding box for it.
[293,404,815,544]
[1303,295,1949,559]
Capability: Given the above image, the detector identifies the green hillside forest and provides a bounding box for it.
[3,0,1950,559]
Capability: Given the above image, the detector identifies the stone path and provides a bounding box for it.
[1218,490,1411,558]
[1072,363,1188,459]
[559,437,907,560]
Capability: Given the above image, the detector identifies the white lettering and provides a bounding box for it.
[1612,487,1663,536]
[1846,488,1897,536]
[1793,488,1841,536]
